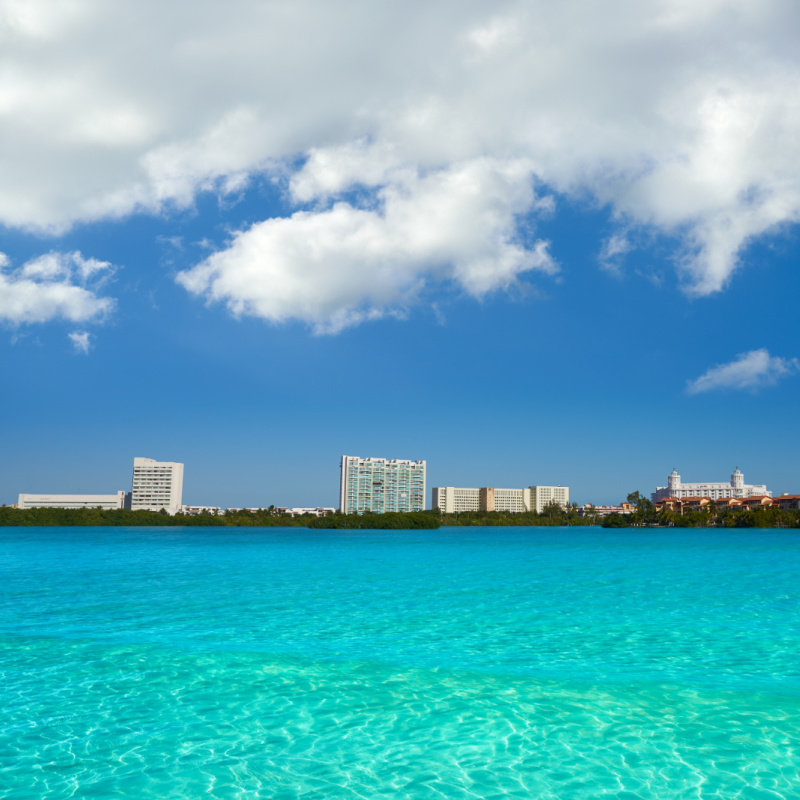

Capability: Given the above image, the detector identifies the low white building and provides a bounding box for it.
[285,507,335,517]
[432,485,569,514]
[651,468,771,502]
[579,503,635,518]
[181,506,222,515]
[17,492,126,510]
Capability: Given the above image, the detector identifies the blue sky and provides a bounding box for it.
[1,0,799,508]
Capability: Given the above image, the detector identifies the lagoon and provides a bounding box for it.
[1,527,799,798]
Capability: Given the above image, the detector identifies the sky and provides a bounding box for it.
[1,0,799,508]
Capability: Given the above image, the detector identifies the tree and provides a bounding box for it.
[626,491,656,525]
[541,500,565,521]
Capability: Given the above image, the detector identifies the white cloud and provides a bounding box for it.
[68,330,91,354]
[19,250,111,282]
[0,250,115,325]
[0,0,799,319]
[598,233,633,276]
[177,158,555,333]
[289,140,401,204]
[686,348,800,394]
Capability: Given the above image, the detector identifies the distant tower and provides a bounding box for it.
[340,455,426,514]
[731,467,744,495]
[667,469,681,495]
[130,457,184,515]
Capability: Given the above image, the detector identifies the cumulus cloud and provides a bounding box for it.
[1,0,800,321]
[68,330,91,354]
[0,251,115,325]
[686,349,800,394]
[178,159,555,333]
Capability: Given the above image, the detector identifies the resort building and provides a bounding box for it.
[432,485,569,514]
[431,487,482,513]
[774,495,800,511]
[181,506,222,516]
[578,503,636,518]
[283,507,335,517]
[266,508,335,517]
[655,494,797,514]
[651,468,771,503]
[17,492,126,510]
[529,486,570,513]
[129,457,184,514]
[339,456,426,514]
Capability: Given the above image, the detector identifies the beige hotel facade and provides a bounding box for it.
[432,485,569,514]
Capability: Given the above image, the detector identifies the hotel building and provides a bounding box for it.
[339,456,426,514]
[130,457,184,514]
[432,485,569,514]
[651,468,771,503]
[17,492,126,510]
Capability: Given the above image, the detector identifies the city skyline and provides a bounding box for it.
[4,453,789,513]
[1,2,799,508]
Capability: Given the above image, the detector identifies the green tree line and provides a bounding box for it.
[0,502,591,529]
[0,506,442,529]
[0,507,309,527]
[11,497,793,529]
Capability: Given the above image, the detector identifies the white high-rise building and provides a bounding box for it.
[432,485,569,514]
[651,468,770,502]
[340,456,426,514]
[130,457,184,514]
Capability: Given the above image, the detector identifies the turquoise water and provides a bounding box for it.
[1,527,799,798]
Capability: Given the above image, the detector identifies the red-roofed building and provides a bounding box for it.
[715,497,744,510]
[774,495,800,510]
[741,496,775,509]
[682,497,713,512]
[655,497,682,513]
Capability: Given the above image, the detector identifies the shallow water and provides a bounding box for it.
[1,527,799,798]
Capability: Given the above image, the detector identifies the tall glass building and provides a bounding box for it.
[339,456,426,514]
